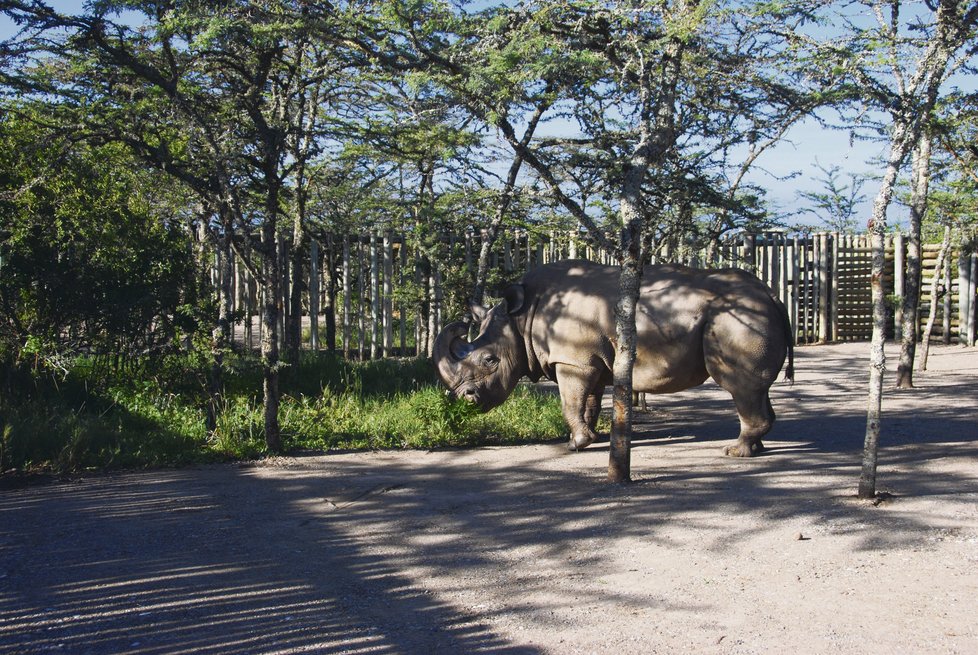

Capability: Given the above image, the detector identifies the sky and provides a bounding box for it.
[1,0,965,231]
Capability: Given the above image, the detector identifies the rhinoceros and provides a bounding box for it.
[433,259,794,457]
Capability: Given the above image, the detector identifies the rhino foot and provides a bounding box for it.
[723,440,764,457]
[568,432,595,452]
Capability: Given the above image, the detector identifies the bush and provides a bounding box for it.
[0,353,566,473]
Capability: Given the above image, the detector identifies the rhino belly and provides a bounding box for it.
[631,305,710,393]
[632,348,709,393]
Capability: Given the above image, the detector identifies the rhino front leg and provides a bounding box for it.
[555,363,600,451]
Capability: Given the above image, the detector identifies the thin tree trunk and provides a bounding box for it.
[609,218,642,484]
[260,186,282,453]
[208,222,233,432]
[860,126,910,500]
[919,225,952,371]
[896,131,932,388]
[261,168,282,453]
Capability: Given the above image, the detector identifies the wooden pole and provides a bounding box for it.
[244,263,254,351]
[818,233,830,343]
[790,236,800,344]
[342,236,351,358]
[400,239,408,356]
[324,236,336,353]
[943,244,953,344]
[831,233,839,342]
[310,239,320,352]
[370,232,380,360]
[967,253,978,346]
[894,232,905,341]
[383,231,394,358]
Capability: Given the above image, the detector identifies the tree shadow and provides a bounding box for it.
[2,344,977,653]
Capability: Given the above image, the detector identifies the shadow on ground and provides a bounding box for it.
[1,343,976,653]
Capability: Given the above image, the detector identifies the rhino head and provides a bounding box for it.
[433,285,529,412]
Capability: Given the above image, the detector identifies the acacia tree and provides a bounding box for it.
[352,1,574,308]
[379,0,829,481]
[487,0,824,481]
[0,106,198,374]
[3,0,364,451]
[796,162,868,233]
[809,0,978,498]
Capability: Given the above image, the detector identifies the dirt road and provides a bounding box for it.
[2,342,977,654]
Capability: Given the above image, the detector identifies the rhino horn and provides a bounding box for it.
[433,321,473,385]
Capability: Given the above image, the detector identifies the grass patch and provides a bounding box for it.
[0,353,566,473]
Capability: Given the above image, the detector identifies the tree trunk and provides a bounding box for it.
[609,219,641,484]
[608,127,654,484]
[260,190,282,453]
[859,127,910,500]
[896,131,932,388]
[919,225,952,371]
[208,221,234,432]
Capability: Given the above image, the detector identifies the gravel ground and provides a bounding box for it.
[2,341,977,654]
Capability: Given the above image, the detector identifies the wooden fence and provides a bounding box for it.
[218,230,978,357]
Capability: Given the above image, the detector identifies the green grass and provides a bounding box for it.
[0,352,566,473]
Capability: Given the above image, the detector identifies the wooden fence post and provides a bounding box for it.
[383,231,393,358]
[967,253,978,346]
[309,239,320,351]
[399,238,408,355]
[358,238,366,359]
[790,236,799,343]
[280,227,978,359]
[943,246,953,344]
[342,236,351,358]
[894,232,904,341]
[830,232,839,342]
[370,233,380,360]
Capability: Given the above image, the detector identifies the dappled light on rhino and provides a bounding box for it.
[433,260,793,457]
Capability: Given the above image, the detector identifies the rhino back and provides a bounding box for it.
[518,260,779,393]
[518,261,704,382]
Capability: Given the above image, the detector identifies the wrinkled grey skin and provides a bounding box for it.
[434,260,794,457]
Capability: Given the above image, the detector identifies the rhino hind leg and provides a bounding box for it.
[724,389,775,458]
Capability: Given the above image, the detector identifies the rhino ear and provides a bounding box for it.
[469,301,490,324]
[501,284,525,315]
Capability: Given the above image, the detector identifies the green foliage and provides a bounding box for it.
[0,354,565,473]
[0,107,203,368]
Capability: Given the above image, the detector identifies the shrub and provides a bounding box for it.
[0,353,566,473]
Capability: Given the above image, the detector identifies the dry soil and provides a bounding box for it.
[2,341,977,654]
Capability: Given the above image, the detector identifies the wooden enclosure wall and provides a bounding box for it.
[217,230,978,357]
